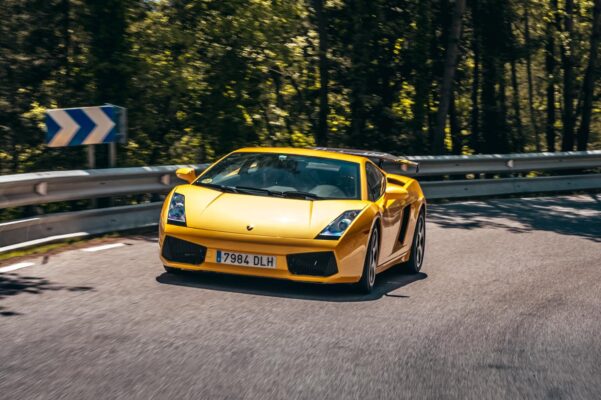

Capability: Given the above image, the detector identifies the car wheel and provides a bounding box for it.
[164,265,184,275]
[404,209,426,274]
[356,227,379,294]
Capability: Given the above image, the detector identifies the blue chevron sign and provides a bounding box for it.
[45,105,126,147]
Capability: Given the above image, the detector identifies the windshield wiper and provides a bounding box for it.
[234,186,321,200]
[199,183,239,193]
[203,184,322,200]
[232,186,280,196]
[280,190,322,200]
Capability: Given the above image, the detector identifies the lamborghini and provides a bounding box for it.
[159,147,426,293]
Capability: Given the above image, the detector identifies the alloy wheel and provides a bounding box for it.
[368,229,379,287]
[414,215,425,271]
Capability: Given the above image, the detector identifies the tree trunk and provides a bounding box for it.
[560,0,576,151]
[499,62,510,152]
[510,58,525,151]
[470,23,481,153]
[5,67,19,172]
[270,68,294,137]
[545,2,557,152]
[524,3,541,151]
[313,0,328,147]
[577,0,601,150]
[61,0,71,99]
[432,0,466,154]
[348,1,368,148]
[450,91,462,155]
[475,0,510,155]
[259,103,276,140]
[411,0,431,141]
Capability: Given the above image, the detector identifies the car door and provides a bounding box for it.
[365,162,401,264]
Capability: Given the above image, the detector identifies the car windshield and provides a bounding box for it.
[196,152,361,200]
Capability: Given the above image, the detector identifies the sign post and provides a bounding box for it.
[45,104,127,169]
[87,145,96,169]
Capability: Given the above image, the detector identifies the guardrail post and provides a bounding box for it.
[34,182,48,196]
[87,145,96,169]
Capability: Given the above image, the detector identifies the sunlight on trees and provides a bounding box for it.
[0,0,599,174]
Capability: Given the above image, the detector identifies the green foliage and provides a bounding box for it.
[0,0,600,175]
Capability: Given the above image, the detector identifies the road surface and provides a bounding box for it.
[1,194,600,399]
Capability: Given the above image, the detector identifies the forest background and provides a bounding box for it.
[1,0,600,174]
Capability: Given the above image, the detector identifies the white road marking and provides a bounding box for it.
[0,217,40,227]
[0,232,88,254]
[81,243,126,252]
[0,262,35,273]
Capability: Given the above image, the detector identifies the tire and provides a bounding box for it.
[404,209,426,274]
[355,227,380,294]
[164,265,184,275]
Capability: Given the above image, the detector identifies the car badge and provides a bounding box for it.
[246,224,254,231]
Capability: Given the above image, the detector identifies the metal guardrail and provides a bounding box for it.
[405,150,601,176]
[421,173,601,199]
[0,164,209,209]
[0,150,600,252]
[0,203,161,252]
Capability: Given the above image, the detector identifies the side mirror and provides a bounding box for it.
[385,184,409,201]
[176,167,197,184]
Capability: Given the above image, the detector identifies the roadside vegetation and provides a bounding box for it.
[0,0,600,175]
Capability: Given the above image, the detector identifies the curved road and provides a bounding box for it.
[1,194,600,399]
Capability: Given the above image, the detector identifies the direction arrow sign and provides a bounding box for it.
[45,105,126,147]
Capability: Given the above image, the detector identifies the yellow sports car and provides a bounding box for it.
[159,147,426,293]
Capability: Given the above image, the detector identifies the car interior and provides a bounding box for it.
[199,153,361,199]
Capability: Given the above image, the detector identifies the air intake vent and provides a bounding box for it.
[398,205,411,244]
[287,252,338,276]
[162,236,206,265]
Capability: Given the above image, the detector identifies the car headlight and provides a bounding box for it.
[167,193,186,226]
[316,210,362,240]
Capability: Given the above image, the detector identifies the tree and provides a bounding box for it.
[524,1,541,151]
[559,0,575,151]
[312,0,329,147]
[410,0,433,146]
[2,0,601,185]
[433,0,466,154]
[545,0,558,151]
[0,0,73,173]
[84,0,130,105]
[577,0,601,151]
[469,6,482,153]
[472,0,513,154]
[510,56,525,151]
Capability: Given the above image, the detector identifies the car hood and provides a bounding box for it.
[176,185,367,239]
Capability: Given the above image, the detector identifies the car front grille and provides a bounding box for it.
[286,252,338,277]
[162,236,207,265]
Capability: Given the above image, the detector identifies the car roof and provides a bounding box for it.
[233,147,369,164]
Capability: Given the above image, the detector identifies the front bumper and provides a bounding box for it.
[159,224,369,284]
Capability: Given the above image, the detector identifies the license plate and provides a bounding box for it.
[216,250,276,269]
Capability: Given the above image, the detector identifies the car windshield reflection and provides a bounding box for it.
[196,152,361,200]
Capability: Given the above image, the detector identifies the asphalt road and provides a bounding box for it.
[1,194,600,400]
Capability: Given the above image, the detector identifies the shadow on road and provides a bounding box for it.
[428,193,601,242]
[0,273,94,316]
[156,267,426,302]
